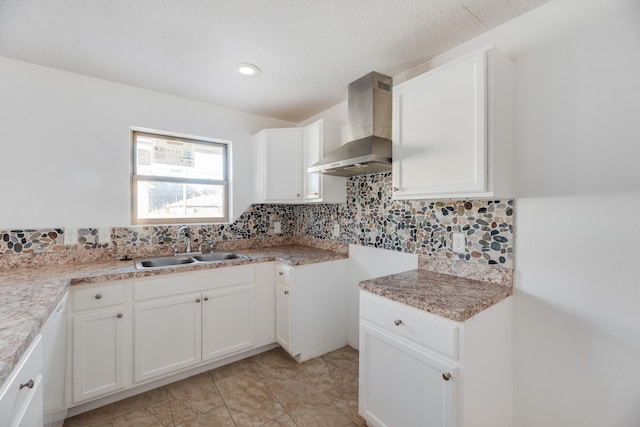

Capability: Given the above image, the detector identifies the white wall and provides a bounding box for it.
[0,57,294,229]
[347,244,418,348]
[309,0,640,424]
[510,1,640,424]
[435,0,640,425]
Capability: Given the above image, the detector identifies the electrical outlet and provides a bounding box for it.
[452,232,466,254]
[333,223,340,238]
[273,221,282,234]
[64,228,78,245]
[99,227,111,244]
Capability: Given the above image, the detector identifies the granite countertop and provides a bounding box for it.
[359,269,512,322]
[0,244,346,386]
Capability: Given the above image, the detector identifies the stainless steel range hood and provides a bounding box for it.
[308,72,392,177]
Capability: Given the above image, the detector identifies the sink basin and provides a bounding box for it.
[135,252,248,269]
[135,256,196,269]
[192,252,248,262]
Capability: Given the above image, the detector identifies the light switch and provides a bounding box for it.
[273,222,282,234]
[452,232,466,254]
[64,228,78,245]
[333,223,340,238]
[99,228,111,244]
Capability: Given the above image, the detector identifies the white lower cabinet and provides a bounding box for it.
[275,259,348,362]
[68,263,276,407]
[134,283,255,382]
[359,291,513,427]
[0,294,68,427]
[70,282,131,406]
[360,323,456,427]
[0,335,43,427]
[201,283,255,361]
[275,282,292,352]
[133,292,202,383]
[71,306,131,403]
[133,268,258,383]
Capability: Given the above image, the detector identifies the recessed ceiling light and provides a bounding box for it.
[235,63,261,76]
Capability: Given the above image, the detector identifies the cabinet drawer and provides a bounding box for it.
[0,335,43,424]
[360,291,459,359]
[72,283,126,312]
[276,264,292,285]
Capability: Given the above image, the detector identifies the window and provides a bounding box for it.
[131,130,229,224]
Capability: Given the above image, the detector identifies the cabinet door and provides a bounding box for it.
[275,283,292,353]
[393,52,487,199]
[359,323,456,427]
[303,121,322,200]
[264,129,303,201]
[72,307,129,403]
[133,292,202,383]
[13,374,43,427]
[0,335,43,427]
[202,284,255,361]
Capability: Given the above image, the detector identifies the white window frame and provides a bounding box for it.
[131,129,230,225]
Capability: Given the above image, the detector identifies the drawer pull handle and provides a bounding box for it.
[204,296,209,301]
[442,373,451,381]
[284,290,289,295]
[196,298,201,303]
[19,379,34,390]
[394,319,403,326]
[117,313,123,319]
[95,293,102,300]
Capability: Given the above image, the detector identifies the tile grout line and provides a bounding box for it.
[256,370,299,426]
[207,369,239,427]
[163,385,179,427]
[245,361,298,427]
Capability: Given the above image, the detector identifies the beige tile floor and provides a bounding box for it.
[64,346,365,427]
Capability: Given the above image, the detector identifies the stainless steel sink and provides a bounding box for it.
[135,252,248,269]
[135,256,195,269]
[192,252,248,262]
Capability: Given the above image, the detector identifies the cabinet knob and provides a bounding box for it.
[95,293,102,300]
[296,193,300,198]
[394,319,403,326]
[117,313,123,318]
[19,379,34,390]
[313,192,319,196]
[278,272,284,276]
[204,296,209,301]
[442,373,451,381]
[284,290,289,295]
[196,298,201,303]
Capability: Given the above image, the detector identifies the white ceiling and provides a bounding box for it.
[0,0,549,122]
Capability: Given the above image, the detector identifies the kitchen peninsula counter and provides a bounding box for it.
[359,269,512,322]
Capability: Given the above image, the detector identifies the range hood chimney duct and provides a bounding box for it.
[307,72,392,177]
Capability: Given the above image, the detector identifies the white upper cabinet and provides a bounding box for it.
[253,119,345,204]
[303,121,322,200]
[392,48,514,200]
[254,128,304,202]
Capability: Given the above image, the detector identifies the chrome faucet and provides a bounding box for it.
[175,225,191,254]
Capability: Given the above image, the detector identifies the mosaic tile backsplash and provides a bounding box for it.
[0,173,514,268]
